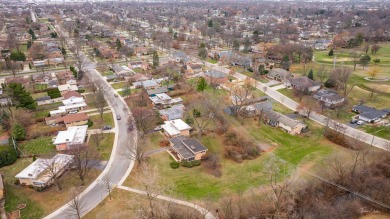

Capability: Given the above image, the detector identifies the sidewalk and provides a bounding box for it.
[117,186,217,219]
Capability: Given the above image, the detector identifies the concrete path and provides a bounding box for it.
[117,186,217,219]
[145,147,171,156]
[270,84,286,91]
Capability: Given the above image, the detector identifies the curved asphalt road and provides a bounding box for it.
[44,26,137,219]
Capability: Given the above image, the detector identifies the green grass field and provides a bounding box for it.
[89,133,115,160]
[360,125,390,140]
[35,84,48,91]
[19,136,56,156]
[125,115,344,201]
[1,159,45,219]
[89,113,114,129]
[111,82,126,90]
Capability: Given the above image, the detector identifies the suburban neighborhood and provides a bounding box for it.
[0,0,389,219]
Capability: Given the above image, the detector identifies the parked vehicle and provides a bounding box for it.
[357,120,365,125]
[102,125,112,130]
[69,110,78,114]
[154,126,162,131]
[116,115,121,120]
[350,119,358,124]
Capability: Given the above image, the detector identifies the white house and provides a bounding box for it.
[161,119,191,137]
[15,154,74,188]
[53,125,88,151]
[58,84,79,93]
[149,93,182,108]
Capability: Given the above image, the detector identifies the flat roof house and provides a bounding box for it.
[168,136,208,162]
[15,154,74,188]
[149,93,183,109]
[159,105,184,121]
[53,125,88,151]
[161,119,191,137]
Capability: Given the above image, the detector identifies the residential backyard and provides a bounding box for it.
[125,114,348,201]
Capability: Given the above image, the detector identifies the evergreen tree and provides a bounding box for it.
[152,50,159,68]
[6,83,37,109]
[328,48,334,56]
[173,32,178,39]
[10,51,26,62]
[197,77,207,92]
[280,55,291,71]
[307,69,314,80]
[207,19,213,28]
[0,110,11,131]
[258,65,265,75]
[116,38,122,51]
[233,40,240,51]
[61,47,67,55]
[12,124,26,141]
[243,37,251,52]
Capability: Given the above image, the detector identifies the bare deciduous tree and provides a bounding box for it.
[66,189,86,219]
[120,134,147,166]
[135,164,174,218]
[101,174,114,200]
[131,107,156,138]
[93,84,107,120]
[188,97,215,139]
[70,146,99,186]
[230,81,254,116]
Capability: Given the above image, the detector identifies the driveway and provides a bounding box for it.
[270,84,286,91]
[264,80,281,87]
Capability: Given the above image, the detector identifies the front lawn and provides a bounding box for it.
[35,84,48,91]
[111,82,126,90]
[206,58,218,64]
[89,133,115,160]
[361,125,390,139]
[89,113,114,129]
[0,158,100,218]
[19,136,56,156]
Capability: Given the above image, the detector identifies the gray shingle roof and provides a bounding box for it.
[170,136,208,159]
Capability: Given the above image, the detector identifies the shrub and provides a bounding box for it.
[170,161,180,169]
[87,120,93,128]
[12,124,26,141]
[0,148,18,168]
[182,161,193,168]
[192,160,201,166]
[47,88,61,98]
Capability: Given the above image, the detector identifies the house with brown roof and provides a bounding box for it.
[62,91,82,100]
[60,113,89,127]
